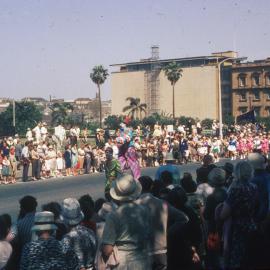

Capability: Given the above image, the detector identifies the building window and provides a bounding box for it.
[266,73,270,85]
[239,107,248,114]
[239,92,247,101]
[252,73,260,86]
[254,106,261,116]
[253,90,260,100]
[265,107,270,116]
[238,74,247,87]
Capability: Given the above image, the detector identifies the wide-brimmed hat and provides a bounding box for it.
[248,153,265,170]
[61,198,84,225]
[31,211,57,232]
[208,168,226,187]
[110,174,142,202]
[98,202,116,220]
[165,152,175,161]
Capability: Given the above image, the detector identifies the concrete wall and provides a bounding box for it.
[111,65,219,120]
[111,71,146,115]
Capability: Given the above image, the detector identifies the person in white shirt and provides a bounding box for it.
[32,123,41,143]
[40,123,48,141]
[25,128,33,141]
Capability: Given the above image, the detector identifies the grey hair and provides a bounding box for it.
[234,161,254,182]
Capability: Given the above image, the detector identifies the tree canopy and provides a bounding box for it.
[0,102,42,136]
[50,102,74,126]
[163,61,183,86]
[122,97,147,119]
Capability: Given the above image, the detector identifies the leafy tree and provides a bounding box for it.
[0,102,42,136]
[104,115,122,130]
[163,62,183,118]
[122,97,147,119]
[178,116,195,126]
[142,115,157,128]
[201,118,214,129]
[50,102,74,126]
[90,65,109,128]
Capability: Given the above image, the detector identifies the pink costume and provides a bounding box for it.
[237,139,245,154]
[247,138,254,153]
[118,139,141,180]
[261,138,269,154]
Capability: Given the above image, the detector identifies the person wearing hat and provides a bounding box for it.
[61,198,97,270]
[155,152,181,185]
[222,162,234,188]
[101,174,151,269]
[20,211,79,270]
[203,168,227,269]
[249,153,270,222]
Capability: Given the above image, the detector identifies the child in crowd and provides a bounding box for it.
[56,151,65,177]
[1,156,11,184]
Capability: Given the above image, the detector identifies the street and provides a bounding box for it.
[0,160,230,220]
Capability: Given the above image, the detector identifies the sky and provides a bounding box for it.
[0,0,269,101]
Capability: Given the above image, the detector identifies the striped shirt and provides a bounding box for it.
[17,212,35,247]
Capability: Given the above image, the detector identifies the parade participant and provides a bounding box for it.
[104,147,122,200]
[228,135,237,160]
[117,135,141,180]
[261,134,269,157]
[211,137,221,162]
[9,146,17,183]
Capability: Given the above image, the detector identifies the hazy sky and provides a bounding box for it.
[0,0,269,100]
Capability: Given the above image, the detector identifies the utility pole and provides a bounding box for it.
[12,99,16,127]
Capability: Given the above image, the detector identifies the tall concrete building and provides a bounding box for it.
[111,47,239,120]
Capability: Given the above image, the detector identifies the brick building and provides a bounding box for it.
[232,58,270,117]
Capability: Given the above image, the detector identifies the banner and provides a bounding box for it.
[236,109,256,123]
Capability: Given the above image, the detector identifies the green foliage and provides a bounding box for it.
[201,118,213,129]
[163,61,183,86]
[129,118,142,129]
[178,116,195,126]
[104,115,123,130]
[90,65,109,85]
[256,117,270,130]
[50,102,74,126]
[142,115,157,128]
[0,102,42,136]
[223,115,235,126]
[122,97,147,119]
[90,65,109,128]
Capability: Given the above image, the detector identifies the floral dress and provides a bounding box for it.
[225,182,258,268]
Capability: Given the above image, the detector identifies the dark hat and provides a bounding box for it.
[222,162,234,174]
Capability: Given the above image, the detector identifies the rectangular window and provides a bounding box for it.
[253,76,260,86]
[266,74,270,85]
[253,90,260,100]
[239,107,247,114]
[266,90,270,100]
[239,92,246,101]
[239,76,246,87]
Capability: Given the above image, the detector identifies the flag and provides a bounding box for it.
[236,109,256,123]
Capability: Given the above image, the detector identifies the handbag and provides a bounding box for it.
[207,232,221,251]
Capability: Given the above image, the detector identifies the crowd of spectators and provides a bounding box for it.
[1,150,270,269]
[0,121,269,184]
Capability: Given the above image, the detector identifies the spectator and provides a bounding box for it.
[61,198,97,270]
[0,215,12,269]
[136,176,188,270]
[101,174,151,269]
[20,211,79,270]
[220,161,258,269]
[155,152,181,185]
[196,154,216,185]
[248,153,270,222]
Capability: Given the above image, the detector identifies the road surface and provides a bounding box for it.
[0,160,231,220]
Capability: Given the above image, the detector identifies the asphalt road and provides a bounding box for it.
[0,160,231,221]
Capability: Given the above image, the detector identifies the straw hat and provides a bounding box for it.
[110,174,142,202]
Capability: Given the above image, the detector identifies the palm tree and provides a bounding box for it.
[50,103,74,126]
[90,65,109,128]
[122,97,147,119]
[163,61,183,118]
